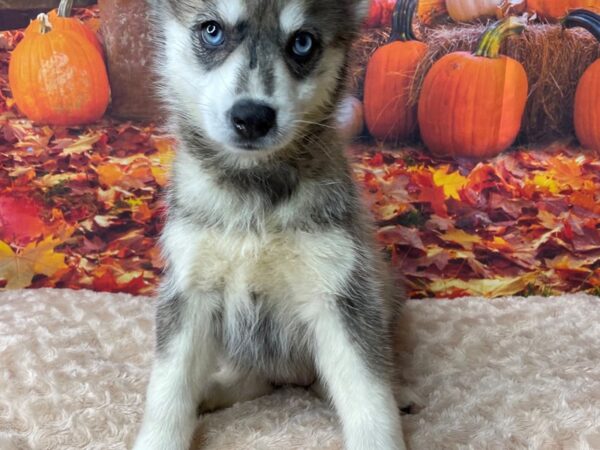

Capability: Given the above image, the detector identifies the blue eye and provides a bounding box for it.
[291,32,315,58]
[201,21,225,46]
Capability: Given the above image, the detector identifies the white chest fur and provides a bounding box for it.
[162,218,356,308]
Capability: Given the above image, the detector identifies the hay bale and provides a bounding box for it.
[350,23,600,144]
[349,29,390,98]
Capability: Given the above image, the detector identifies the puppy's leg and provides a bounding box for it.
[134,293,219,450]
[311,301,405,450]
[199,362,274,414]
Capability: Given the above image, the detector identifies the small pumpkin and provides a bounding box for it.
[364,0,428,142]
[446,0,502,22]
[418,16,528,158]
[528,0,600,21]
[563,9,600,150]
[25,0,103,57]
[9,14,110,126]
[337,96,364,140]
[418,0,448,25]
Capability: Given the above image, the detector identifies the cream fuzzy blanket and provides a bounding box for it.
[0,288,599,450]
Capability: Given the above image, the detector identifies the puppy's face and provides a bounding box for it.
[154,0,367,155]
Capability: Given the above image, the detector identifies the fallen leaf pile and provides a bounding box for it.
[353,143,600,298]
[1,21,169,294]
[2,11,600,298]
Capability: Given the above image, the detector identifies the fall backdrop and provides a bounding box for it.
[2,2,600,298]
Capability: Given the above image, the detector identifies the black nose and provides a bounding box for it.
[230,100,277,140]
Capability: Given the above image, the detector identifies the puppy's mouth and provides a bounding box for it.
[231,130,285,152]
[226,127,294,154]
[235,141,267,151]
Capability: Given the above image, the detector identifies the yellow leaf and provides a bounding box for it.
[439,229,483,250]
[30,240,68,277]
[150,136,175,187]
[0,241,31,289]
[125,197,144,207]
[431,166,468,200]
[150,166,169,187]
[0,236,68,289]
[532,173,559,194]
[429,273,537,297]
[486,236,513,252]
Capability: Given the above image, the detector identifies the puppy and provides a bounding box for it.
[134,1,405,449]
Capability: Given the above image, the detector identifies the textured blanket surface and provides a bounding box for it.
[0,288,599,450]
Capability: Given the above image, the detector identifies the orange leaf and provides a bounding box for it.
[97,163,125,187]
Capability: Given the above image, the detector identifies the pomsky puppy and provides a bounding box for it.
[134,0,406,449]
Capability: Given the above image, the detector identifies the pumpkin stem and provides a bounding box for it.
[37,13,52,34]
[57,0,74,18]
[474,16,526,59]
[562,9,600,43]
[389,0,419,42]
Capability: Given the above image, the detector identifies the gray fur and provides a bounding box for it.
[155,292,184,354]
[337,249,396,376]
[220,292,315,381]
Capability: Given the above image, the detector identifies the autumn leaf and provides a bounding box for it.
[439,228,483,250]
[59,132,103,155]
[532,173,560,194]
[431,165,468,200]
[569,191,597,212]
[0,236,68,289]
[412,170,447,217]
[91,268,147,294]
[97,162,126,187]
[0,194,46,244]
[429,273,538,297]
[379,226,426,251]
[485,236,514,253]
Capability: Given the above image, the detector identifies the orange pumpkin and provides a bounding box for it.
[25,0,103,57]
[528,0,600,21]
[364,0,428,142]
[418,16,528,158]
[417,0,448,25]
[564,9,600,150]
[9,14,110,126]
